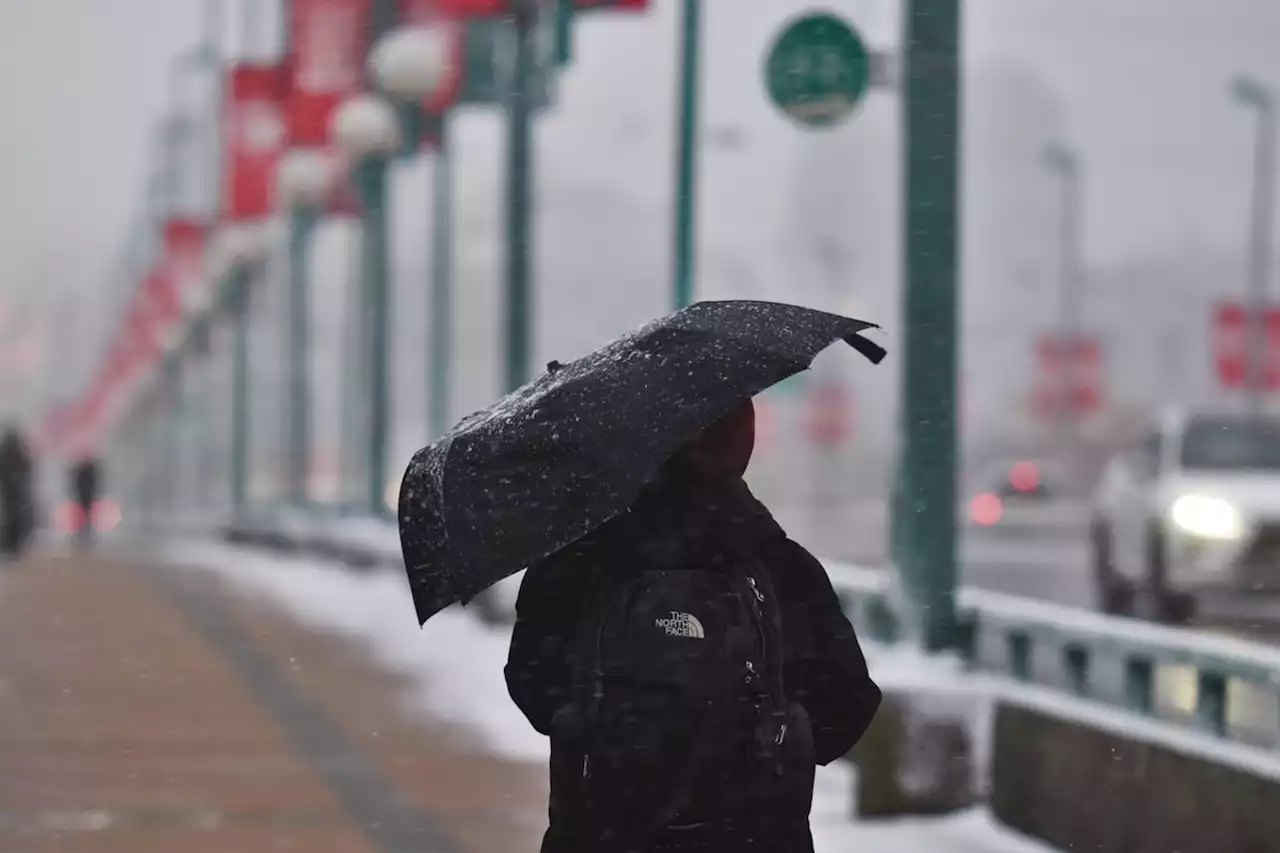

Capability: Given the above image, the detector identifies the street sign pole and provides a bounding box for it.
[504,0,537,392]
[893,0,962,653]
[356,158,392,516]
[1247,94,1275,417]
[672,0,700,311]
[429,112,454,438]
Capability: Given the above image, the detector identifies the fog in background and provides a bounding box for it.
[2,0,1279,479]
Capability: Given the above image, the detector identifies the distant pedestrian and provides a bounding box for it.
[69,455,100,547]
[0,426,35,560]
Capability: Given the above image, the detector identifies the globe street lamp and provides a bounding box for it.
[276,149,337,506]
[180,250,227,517]
[155,320,187,521]
[370,23,457,443]
[332,93,400,515]
[1230,75,1276,417]
[370,25,452,102]
[211,221,271,513]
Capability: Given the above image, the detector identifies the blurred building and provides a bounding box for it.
[961,60,1072,449]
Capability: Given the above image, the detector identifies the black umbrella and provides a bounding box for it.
[398,300,885,625]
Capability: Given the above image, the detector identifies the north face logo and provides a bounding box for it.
[654,611,705,639]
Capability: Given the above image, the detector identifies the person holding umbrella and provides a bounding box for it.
[399,301,886,853]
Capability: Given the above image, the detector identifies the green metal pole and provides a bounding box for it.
[355,160,391,515]
[286,211,316,505]
[429,113,454,439]
[893,0,962,653]
[553,0,573,65]
[229,268,251,512]
[160,357,181,526]
[671,0,701,312]
[1230,78,1276,418]
[338,233,362,513]
[200,0,223,516]
[504,0,537,392]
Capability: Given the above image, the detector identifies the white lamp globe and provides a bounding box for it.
[370,26,451,102]
[158,324,183,356]
[217,222,270,267]
[277,148,336,210]
[180,280,214,319]
[204,240,233,283]
[331,93,401,159]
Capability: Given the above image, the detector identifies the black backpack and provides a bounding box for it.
[552,535,806,850]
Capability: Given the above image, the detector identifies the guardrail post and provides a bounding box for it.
[1062,643,1089,697]
[1006,630,1032,682]
[1124,656,1154,715]
[865,592,902,645]
[1196,671,1228,736]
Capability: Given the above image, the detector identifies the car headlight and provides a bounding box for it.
[1170,494,1244,540]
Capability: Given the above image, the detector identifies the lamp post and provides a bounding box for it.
[178,265,219,517]
[332,93,402,516]
[1043,142,1083,443]
[1230,75,1276,417]
[276,150,335,506]
[216,222,270,514]
[156,325,184,526]
[369,23,455,440]
[893,0,962,653]
[672,0,701,311]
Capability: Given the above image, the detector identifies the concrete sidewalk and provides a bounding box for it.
[0,549,547,853]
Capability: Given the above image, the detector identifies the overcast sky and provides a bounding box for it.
[1,0,1278,431]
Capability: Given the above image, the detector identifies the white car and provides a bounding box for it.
[1089,410,1280,623]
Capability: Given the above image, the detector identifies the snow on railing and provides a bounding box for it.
[823,559,1280,745]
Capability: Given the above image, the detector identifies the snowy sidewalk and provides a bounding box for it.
[166,539,1059,853]
[0,547,545,853]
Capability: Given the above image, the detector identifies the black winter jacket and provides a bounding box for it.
[505,472,881,852]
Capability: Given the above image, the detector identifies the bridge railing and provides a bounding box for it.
[827,561,1280,748]
[211,503,1280,750]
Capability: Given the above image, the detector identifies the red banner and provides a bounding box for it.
[142,266,180,329]
[36,401,76,454]
[1267,308,1280,389]
[1214,302,1247,388]
[224,64,286,219]
[574,0,649,9]
[804,383,850,447]
[402,0,504,16]
[162,218,207,312]
[1033,334,1103,417]
[288,0,372,146]
[127,285,166,363]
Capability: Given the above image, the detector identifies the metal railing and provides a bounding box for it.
[828,561,1280,747]
[208,501,1280,752]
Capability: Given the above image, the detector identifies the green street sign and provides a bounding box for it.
[764,12,870,130]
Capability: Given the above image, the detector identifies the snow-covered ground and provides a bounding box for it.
[166,540,1058,853]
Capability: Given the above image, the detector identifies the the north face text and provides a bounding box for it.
[654,611,705,639]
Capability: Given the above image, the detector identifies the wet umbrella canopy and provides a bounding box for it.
[398,300,885,625]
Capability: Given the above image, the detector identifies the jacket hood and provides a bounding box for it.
[666,399,756,479]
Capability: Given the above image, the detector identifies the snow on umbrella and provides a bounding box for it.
[397,300,885,625]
